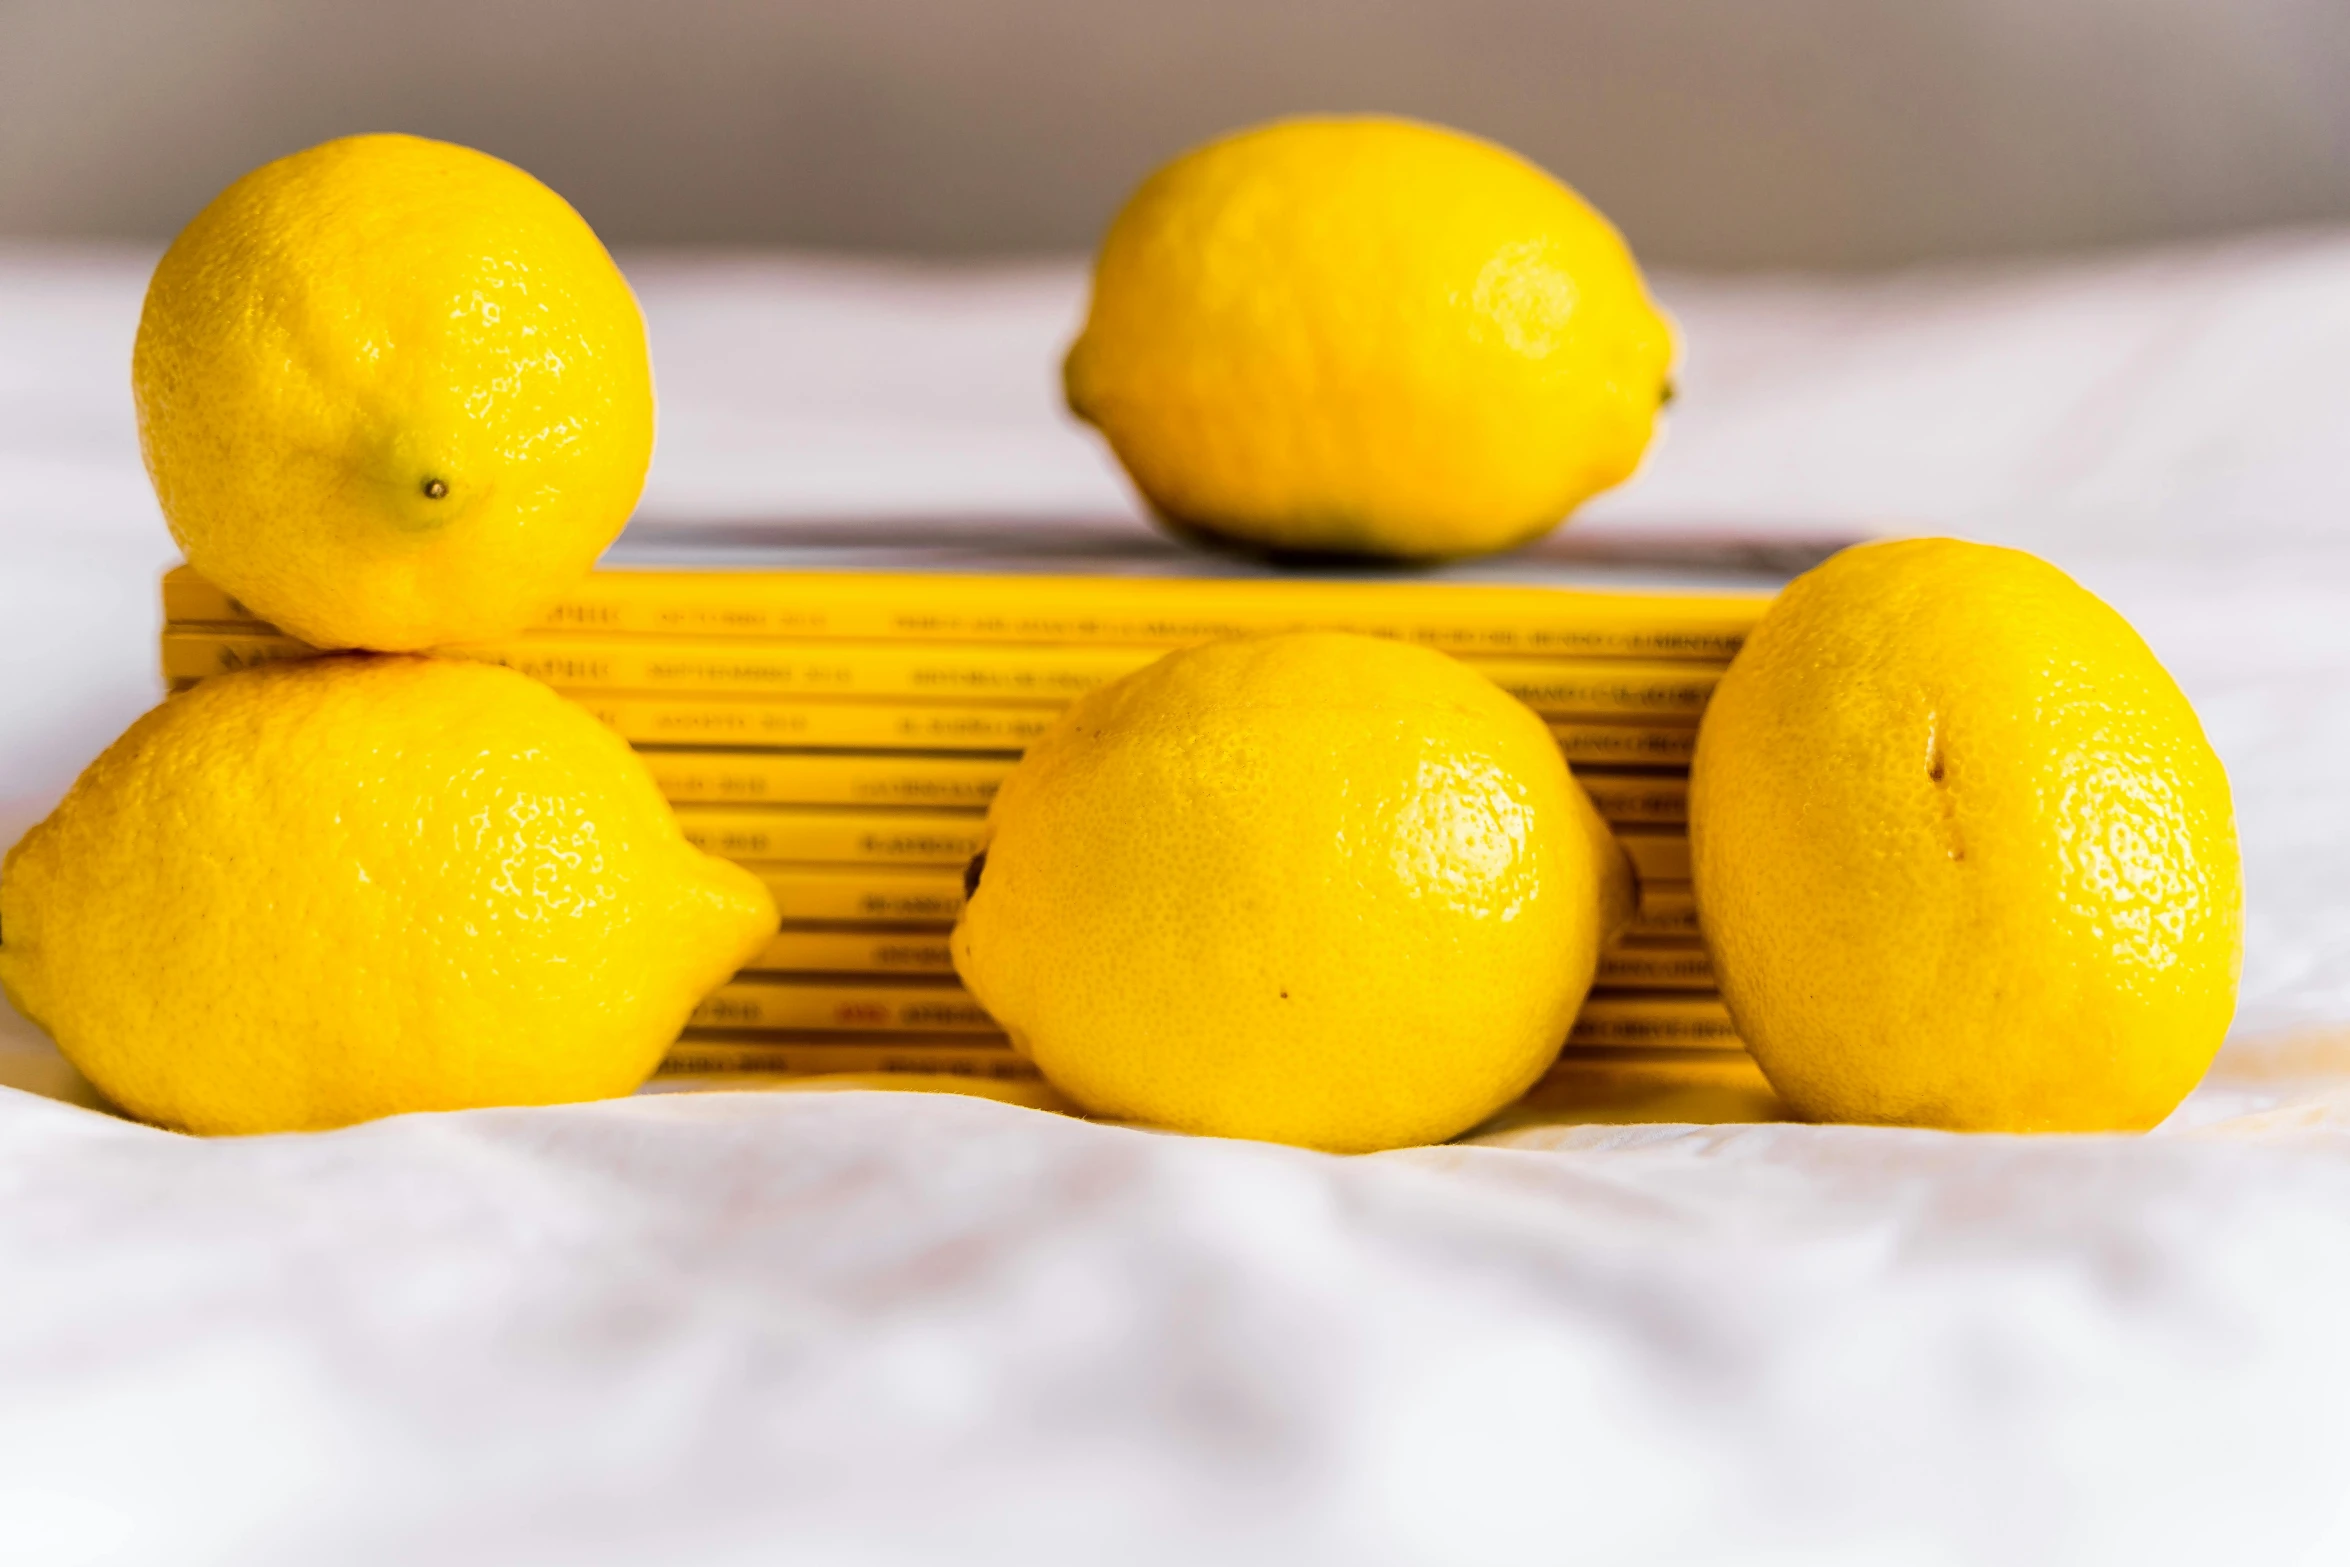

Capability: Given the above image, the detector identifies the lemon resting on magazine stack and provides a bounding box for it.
[1066,115,1675,562]
[133,132,655,652]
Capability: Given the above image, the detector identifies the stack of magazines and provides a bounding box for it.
[160,523,1790,1113]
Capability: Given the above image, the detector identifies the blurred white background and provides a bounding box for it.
[6,0,2350,266]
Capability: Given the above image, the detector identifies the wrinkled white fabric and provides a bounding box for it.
[3,237,2349,1566]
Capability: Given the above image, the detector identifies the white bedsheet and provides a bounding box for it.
[3,237,2349,1565]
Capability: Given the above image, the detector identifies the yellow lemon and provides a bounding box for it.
[133,134,654,652]
[0,657,774,1135]
[1064,116,1674,562]
[1690,539,2242,1132]
[951,632,1631,1152]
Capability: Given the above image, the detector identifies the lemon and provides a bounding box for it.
[0,657,774,1135]
[132,134,654,652]
[951,631,1632,1152]
[1064,116,1674,562]
[1690,539,2242,1132]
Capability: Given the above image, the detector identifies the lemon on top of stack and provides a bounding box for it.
[134,132,656,652]
[2,134,774,1135]
[1066,116,1675,562]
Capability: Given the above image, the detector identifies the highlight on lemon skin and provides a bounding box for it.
[1689,538,2243,1133]
[1064,115,1675,564]
[0,656,776,1136]
[132,132,655,653]
[951,630,1633,1154]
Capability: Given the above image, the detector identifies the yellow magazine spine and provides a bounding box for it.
[1549,722,1697,765]
[676,805,984,866]
[655,1042,1765,1090]
[161,567,247,626]
[646,752,1012,810]
[692,980,1003,1034]
[1491,664,1719,719]
[689,977,1732,1043]
[1622,882,1698,938]
[163,563,1764,660]
[744,865,970,924]
[658,1039,1034,1079]
[655,1045,1767,1112]
[1572,773,1688,827]
[159,629,1151,701]
[686,982,1748,1043]
[683,803,1681,880]
[574,691,1057,751]
[171,665,1696,760]
[1593,940,1715,991]
[746,928,960,976]
[733,933,1705,987]
[735,865,1693,933]
[1566,993,1741,1050]
[159,628,1722,717]
[579,690,1696,762]
[1540,1047,1763,1077]
[646,750,1685,825]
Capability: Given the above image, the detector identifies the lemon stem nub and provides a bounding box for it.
[422,478,448,500]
